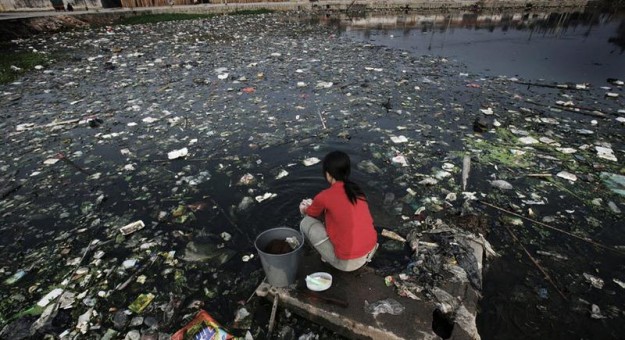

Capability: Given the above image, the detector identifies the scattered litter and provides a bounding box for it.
[276,169,289,179]
[238,173,256,186]
[172,310,235,340]
[167,147,189,160]
[0,11,623,340]
[37,288,64,308]
[364,298,405,316]
[221,232,232,241]
[4,270,27,285]
[557,171,577,182]
[556,147,576,154]
[518,136,539,145]
[391,135,408,144]
[128,293,155,314]
[303,157,321,166]
[607,201,621,214]
[119,220,145,236]
[536,250,569,261]
[391,155,408,167]
[480,108,494,115]
[613,279,625,289]
[381,229,406,242]
[595,146,617,162]
[419,177,438,186]
[600,172,625,196]
[590,304,606,319]
[255,192,277,203]
[583,273,604,289]
[490,180,513,190]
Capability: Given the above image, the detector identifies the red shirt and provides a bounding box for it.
[305,181,377,260]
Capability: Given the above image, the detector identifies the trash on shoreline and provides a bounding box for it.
[364,298,405,317]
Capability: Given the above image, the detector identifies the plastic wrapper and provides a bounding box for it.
[364,298,405,316]
[172,310,239,340]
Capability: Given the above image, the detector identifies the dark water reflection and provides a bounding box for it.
[326,9,625,84]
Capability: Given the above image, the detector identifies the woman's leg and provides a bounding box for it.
[300,216,373,272]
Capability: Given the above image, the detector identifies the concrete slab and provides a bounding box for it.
[256,243,483,340]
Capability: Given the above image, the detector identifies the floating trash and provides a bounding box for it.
[303,157,321,166]
[490,180,513,190]
[480,108,494,115]
[119,220,145,236]
[557,171,577,182]
[600,173,625,196]
[517,136,539,145]
[390,135,408,144]
[595,146,617,162]
[255,192,277,203]
[275,169,289,179]
[583,273,604,289]
[0,10,623,340]
[128,293,155,314]
[167,147,189,160]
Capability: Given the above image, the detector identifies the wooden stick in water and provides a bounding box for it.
[462,154,471,191]
[317,110,327,129]
[479,200,624,255]
[503,223,567,300]
[267,294,279,338]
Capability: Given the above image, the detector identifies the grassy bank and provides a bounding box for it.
[0,51,51,84]
[115,9,273,25]
[116,13,216,25]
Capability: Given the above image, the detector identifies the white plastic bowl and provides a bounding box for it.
[305,272,333,291]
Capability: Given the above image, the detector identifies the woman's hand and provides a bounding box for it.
[299,198,313,215]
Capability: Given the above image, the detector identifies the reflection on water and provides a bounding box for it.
[321,9,625,83]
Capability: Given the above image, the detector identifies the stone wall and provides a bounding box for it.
[0,0,591,13]
[0,0,100,11]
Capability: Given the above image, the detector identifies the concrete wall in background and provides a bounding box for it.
[0,0,591,13]
[0,0,102,11]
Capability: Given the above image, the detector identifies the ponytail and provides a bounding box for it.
[343,178,366,204]
[322,151,366,205]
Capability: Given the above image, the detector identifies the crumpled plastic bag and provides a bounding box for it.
[600,172,625,197]
[364,298,405,317]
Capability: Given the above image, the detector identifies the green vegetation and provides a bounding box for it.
[114,9,273,26]
[467,137,534,168]
[116,13,216,25]
[228,8,273,16]
[0,51,51,84]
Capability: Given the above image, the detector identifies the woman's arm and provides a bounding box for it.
[305,194,325,218]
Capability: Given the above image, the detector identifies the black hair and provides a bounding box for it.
[322,151,366,204]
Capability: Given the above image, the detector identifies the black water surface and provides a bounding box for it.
[339,10,625,84]
[326,7,625,340]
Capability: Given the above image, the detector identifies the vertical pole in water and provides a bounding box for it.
[267,294,279,337]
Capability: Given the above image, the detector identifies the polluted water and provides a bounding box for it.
[0,9,624,340]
